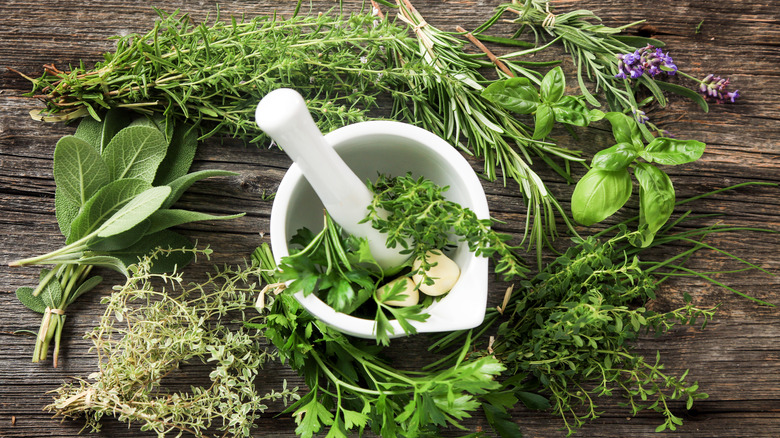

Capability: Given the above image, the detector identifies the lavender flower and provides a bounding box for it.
[632,108,649,124]
[615,45,677,80]
[698,74,740,103]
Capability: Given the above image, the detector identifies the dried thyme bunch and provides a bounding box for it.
[47,247,299,437]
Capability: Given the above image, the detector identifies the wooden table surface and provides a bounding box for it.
[1,0,778,437]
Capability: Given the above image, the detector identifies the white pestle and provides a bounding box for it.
[255,88,409,270]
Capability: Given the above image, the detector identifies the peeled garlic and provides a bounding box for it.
[376,277,419,307]
[412,250,460,296]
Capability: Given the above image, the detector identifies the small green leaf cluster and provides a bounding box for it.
[365,173,529,281]
[277,212,429,346]
[482,66,605,140]
[492,232,716,435]
[12,109,243,365]
[47,247,299,437]
[250,244,505,438]
[571,112,706,246]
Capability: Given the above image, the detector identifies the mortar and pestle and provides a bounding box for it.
[256,88,489,339]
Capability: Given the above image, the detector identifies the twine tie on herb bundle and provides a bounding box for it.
[39,307,65,342]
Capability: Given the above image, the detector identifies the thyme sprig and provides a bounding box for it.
[47,247,299,437]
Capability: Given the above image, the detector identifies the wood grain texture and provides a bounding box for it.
[1,0,778,436]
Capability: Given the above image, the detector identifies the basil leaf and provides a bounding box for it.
[533,104,555,140]
[110,230,194,274]
[481,77,539,114]
[591,143,639,171]
[642,137,706,165]
[162,169,238,209]
[153,123,199,185]
[16,286,47,314]
[552,96,590,127]
[571,168,633,226]
[95,186,172,239]
[67,179,152,243]
[146,209,245,235]
[53,135,111,206]
[604,112,641,145]
[634,162,675,247]
[102,125,169,183]
[540,66,565,103]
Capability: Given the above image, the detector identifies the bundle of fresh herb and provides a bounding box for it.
[47,247,299,437]
[249,244,505,438]
[10,109,243,365]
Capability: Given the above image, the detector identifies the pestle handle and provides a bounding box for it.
[255,88,408,270]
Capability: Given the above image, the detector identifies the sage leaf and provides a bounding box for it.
[98,109,133,154]
[109,230,194,274]
[642,137,706,165]
[540,66,565,103]
[55,187,81,239]
[16,286,47,314]
[78,255,129,276]
[634,162,675,247]
[481,77,539,114]
[53,135,111,206]
[591,143,639,171]
[96,186,172,239]
[656,81,709,113]
[533,103,555,140]
[571,168,633,226]
[67,179,152,243]
[87,219,150,251]
[162,169,238,209]
[604,112,641,146]
[40,276,63,309]
[65,275,103,306]
[146,209,245,235]
[153,123,199,185]
[130,113,174,143]
[102,125,169,182]
[74,116,103,151]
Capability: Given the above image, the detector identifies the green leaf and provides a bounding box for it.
[293,398,334,438]
[517,391,551,410]
[533,103,555,140]
[642,137,706,165]
[96,186,172,239]
[482,402,523,438]
[67,179,152,243]
[74,116,103,151]
[153,123,199,185]
[55,187,81,239]
[87,219,150,251]
[591,142,639,171]
[540,66,566,103]
[634,162,675,247]
[551,96,590,127]
[98,109,134,154]
[162,169,238,209]
[146,209,245,234]
[571,168,633,226]
[65,275,103,306]
[481,77,539,114]
[109,230,194,274]
[101,125,169,182]
[655,81,709,113]
[129,113,174,143]
[77,255,129,276]
[53,135,111,206]
[341,409,369,430]
[40,275,63,308]
[16,286,47,314]
[604,112,641,145]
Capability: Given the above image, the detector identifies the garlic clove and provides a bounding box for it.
[412,250,460,297]
[376,277,419,307]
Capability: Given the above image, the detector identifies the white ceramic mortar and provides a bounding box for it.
[268,120,490,339]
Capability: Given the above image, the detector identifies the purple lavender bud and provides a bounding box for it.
[632,108,649,124]
[698,74,740,103]
[614,45,677,80]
